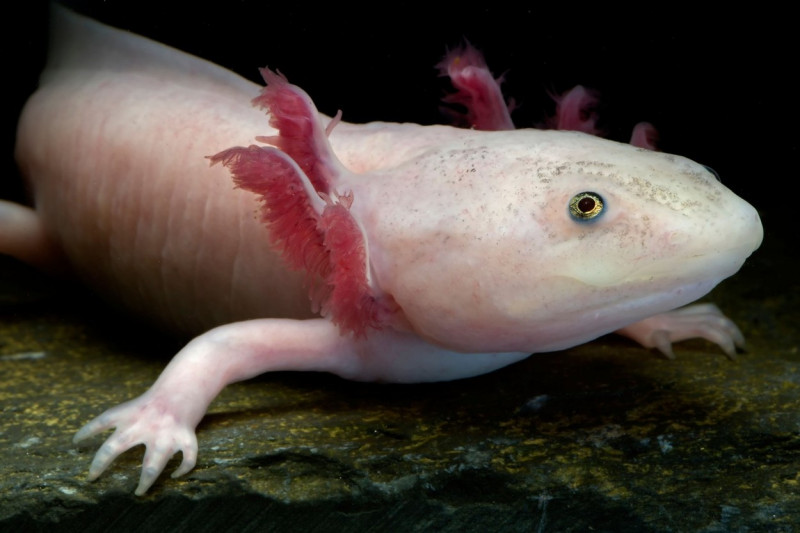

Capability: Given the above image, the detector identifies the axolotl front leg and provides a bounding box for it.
[73,69,530,494]
[74,320,526,495]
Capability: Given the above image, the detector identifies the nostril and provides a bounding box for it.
[703,165,722,182]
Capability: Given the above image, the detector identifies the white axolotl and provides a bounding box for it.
[8,6,762,495]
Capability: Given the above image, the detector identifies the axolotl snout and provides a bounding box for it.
[8,6,762,495]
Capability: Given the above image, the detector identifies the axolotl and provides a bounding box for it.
[8,6,763,495]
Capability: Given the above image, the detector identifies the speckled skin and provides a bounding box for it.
[7,6,762,495]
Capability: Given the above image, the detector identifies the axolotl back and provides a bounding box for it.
[9,6,762,495]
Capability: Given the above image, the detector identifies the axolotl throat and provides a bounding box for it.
[8,6,762,495]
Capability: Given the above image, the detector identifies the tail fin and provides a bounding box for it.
[43,4,252,92]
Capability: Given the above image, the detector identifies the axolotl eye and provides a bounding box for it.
[568,191,605,221]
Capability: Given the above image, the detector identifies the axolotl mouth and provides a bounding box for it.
[587,237,761,292]
[562,222,762,312]
[468,210,764,355]
[552,191,764,292]
[470,273,732,355]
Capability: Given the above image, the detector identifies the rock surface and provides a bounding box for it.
[1,234,797,532]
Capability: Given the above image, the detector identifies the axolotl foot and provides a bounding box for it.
[616,303,746,360]
[73,391,199,495]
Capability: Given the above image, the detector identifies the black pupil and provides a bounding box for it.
[578,197,596,213]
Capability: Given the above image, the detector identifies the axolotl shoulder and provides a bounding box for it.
[8,7,762,495]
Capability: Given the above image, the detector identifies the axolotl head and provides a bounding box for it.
[367,129,763,353]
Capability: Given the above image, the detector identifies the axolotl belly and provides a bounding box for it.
[8,6,763,495]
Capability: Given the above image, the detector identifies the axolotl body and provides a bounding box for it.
[8,7,763,495]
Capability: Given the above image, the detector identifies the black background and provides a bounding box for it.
[8,2,794,243]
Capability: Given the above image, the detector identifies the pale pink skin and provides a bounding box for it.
[8,7,763,495]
